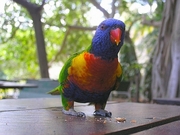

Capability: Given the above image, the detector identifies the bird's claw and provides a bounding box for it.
[93,109,112,117]
[76,112,86,117]
[62,108,86,117]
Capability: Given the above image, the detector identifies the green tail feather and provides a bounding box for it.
[48,86,60,95]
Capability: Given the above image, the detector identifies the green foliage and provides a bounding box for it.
[0,29,39,79]
[137,29,159,99]
[120,41,142,81]
[0,0,92,79]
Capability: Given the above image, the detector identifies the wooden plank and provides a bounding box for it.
[0,81,38,89]
[0,100,180,135]
[132,120,180,135]
[0,98,116,112]
[153,98,180,105]
[0,98,62,111]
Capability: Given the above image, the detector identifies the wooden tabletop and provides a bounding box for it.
[0,98,180,135]
[0,81,38,89]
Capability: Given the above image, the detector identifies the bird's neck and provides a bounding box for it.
[88,44,120,60]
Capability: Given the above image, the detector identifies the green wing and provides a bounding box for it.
[48,51,85,95]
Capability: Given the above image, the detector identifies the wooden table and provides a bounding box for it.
[0,98,180,135]
[0,81,38,89]
[153,98,180,106]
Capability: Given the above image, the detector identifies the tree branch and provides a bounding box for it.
[49,28,71,66]
[67,25,97,31]
[110,0,116,18]
[141,20,161,27]
[13,0,37,11]
[38,0,46,10]
[13,0,46,14]
[88,0,110,18]
[126,16,141,33]
[141,15,161,27]
[45,21,97,31]
[49,24,97,65]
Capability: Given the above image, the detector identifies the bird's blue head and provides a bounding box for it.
[90,18,125,60]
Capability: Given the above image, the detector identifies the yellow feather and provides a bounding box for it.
[116,63,122,78]
[68,52,87,77]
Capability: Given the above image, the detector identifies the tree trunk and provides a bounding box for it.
[152,0,180,99]
[30,13,49,78]
[13,0,49,78]
[167,0,180,98]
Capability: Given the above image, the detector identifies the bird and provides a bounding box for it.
[49,18,125,117]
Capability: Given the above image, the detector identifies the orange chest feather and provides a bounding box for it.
[68,52,122,92]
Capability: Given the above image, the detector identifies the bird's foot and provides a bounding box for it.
[93,109,112,117]
[62,108,86,117]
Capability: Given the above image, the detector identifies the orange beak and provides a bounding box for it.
[110,28,122,45]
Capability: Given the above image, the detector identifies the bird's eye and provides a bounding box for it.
[100,24,105,30]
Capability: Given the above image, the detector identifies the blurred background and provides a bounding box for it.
[0,0,179,102]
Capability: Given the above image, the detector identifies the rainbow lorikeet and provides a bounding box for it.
[49,18,125,117]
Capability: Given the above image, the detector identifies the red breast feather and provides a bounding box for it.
[68,52,120,93]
